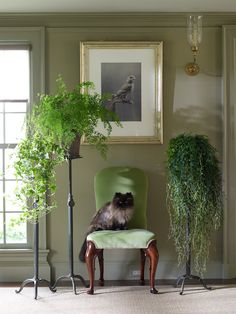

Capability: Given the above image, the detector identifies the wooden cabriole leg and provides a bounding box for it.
[140,249,146,285]
[85,240,158,295]
[145,240,159,294]
[85,241,103,295]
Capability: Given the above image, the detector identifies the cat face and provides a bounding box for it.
[112,192,134,209]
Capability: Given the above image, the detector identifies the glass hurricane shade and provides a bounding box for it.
[185,15,202,76]
[187,15,202,48]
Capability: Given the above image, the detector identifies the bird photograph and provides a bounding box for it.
[101,62,141,121]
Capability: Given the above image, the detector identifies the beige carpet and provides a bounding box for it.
[0,285,236,314]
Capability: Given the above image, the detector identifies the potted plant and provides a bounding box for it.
[166,133,223,274]
[30,76,120,159]
[13,76,121,222]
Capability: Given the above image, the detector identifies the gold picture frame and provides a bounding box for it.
[80,41,163,144]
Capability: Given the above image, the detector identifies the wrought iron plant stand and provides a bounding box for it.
[15,210,55,299]
[52,150,87,294]
[175,211,211,295]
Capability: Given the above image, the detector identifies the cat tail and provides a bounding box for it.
[79,238,87,262]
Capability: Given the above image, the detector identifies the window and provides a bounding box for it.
[0,28,48,282]
[0,48,30,247]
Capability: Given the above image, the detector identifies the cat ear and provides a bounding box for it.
[114,192,121,197]
[126,192,132,196]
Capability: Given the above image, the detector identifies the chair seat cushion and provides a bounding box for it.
[86,229,156,249]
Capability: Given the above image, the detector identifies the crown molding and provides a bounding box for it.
[0,12,236,28]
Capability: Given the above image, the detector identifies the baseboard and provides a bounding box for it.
[1,278,236,287]
[50,259,227,282]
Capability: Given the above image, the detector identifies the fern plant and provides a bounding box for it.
[31,76,120,158]
[166,133,223,274]
[13,77,121,222]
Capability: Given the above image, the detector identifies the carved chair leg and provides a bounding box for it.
[145,240,159,294]
[140,249,146,285]
[85,241,102,295]
[98,249,104,286]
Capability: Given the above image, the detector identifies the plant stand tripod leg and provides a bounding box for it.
[180,275,187,295]
[140,249,146,286]
[52,157,87,294]
[199,277,211,290]
[35,279,38,300]
[74,274,88,287]
[191,275,211,290]
[15,221,55,299]
[175,275,184,288]
[175,213,212,295]
[176,256,211,295]
[15,278,35,294]
[176,273,211,295]
[179,256,191,295]
[98,250,104,286]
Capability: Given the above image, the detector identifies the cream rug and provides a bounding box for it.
[0,285,236,314]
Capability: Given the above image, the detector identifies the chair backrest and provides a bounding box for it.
[94,166,148,229]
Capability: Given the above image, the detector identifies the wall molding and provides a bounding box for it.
[223,25,236,279]
[0,249,50,281]
[0,13,236,28]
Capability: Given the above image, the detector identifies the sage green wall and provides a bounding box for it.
[45,24,223,280]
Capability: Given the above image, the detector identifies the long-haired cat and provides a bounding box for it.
[79,192,134,262]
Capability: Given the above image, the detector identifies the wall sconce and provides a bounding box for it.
[185,15,202,76]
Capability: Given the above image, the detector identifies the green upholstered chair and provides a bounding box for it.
[85,166,159,294]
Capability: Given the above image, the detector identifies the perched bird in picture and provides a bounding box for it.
[108,75,136,111]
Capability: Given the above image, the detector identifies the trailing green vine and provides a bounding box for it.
[166,133,223,274]
[13,131,65,222]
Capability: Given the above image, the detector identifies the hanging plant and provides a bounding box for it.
[13,76,121,222]
[166,133,223,274]
[13,131,65,222]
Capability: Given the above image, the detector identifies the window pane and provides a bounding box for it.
[0,149,2,177]
[5,102,27,113]
[0,113,3,143]
[0,47,30,248]
[5,113,25,143]
[5,213,27,243]
[0,213,3,243]
[4,149,15,179]
[5,181,22,212]
[0,50,29,99]
[0,181,3,211]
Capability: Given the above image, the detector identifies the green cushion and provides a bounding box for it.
[87,229,156,249]
[94,167,148,229]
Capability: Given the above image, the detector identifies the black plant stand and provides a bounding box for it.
[15,220,55,299]
[175,255,211,295]
[52,156,87,294]
[175,212,211,295]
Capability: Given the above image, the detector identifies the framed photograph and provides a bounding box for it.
[80,41,163,144]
